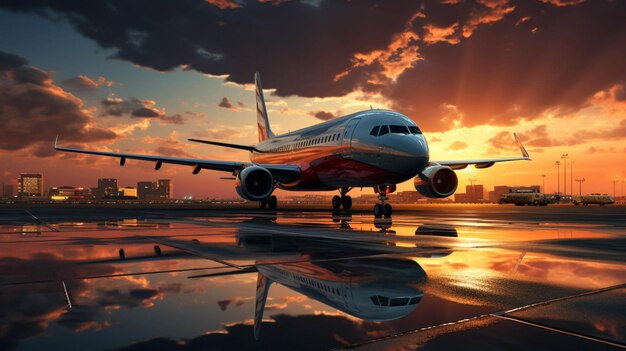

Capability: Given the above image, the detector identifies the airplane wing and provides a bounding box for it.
[430,133,530,170]
[54,136,300,183]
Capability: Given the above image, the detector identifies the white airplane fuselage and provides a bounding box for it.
[251,110,429,191]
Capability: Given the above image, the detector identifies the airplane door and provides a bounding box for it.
[341,118,360,155]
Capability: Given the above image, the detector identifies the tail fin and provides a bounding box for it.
[255,72,275,143]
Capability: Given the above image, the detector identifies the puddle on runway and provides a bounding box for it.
[1,212,624,350]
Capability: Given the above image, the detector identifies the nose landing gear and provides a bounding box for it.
[332,187,353,210]
[373,184,395,218]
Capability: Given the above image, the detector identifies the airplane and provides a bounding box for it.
[54,72,531,217]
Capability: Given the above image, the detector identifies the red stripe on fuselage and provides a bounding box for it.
[251,146,405,191]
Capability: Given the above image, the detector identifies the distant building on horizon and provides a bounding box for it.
[96,178,118,198]
[137,179,173,200]
[138,181,160,200]
[158,179,173,199]
[49,186,91,200]
[489,185,511,203]
[18,173,43,197]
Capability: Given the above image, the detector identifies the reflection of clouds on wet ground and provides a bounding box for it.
[0,208,624,350]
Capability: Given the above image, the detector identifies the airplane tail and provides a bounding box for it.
[255,72,275,143]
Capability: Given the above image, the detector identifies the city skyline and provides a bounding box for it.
[0,1,625,199]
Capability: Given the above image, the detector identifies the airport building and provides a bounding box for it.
[137,179,174,200]
[158,179,174,199]
[96,178,118,198]
[48,186,91,200]
[17,173,43,197]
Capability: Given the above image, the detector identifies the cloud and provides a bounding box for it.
[447,141,468,151]
[106,314,391,351]
[0,50,117,156]
[60,75,114,92]
[191,125,248,140]
[0,0,421,98]
[2,1,623,134]
[159,114,186,124]
[101,97,164,118]
[310,110,336,121]
[218,97,236,110]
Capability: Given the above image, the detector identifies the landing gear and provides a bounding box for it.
[260,195,278,210]
[332,187,352,210]
[373,184,395,218]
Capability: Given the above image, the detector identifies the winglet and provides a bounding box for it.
[513,133,530,160]
[54,135,59,149]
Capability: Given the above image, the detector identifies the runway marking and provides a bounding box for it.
[492,314,626,348]
[62,281,72,309]
[24,209,60,232]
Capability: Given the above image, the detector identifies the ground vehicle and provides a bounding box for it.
[499,190,549,206]
[572,194,614,206]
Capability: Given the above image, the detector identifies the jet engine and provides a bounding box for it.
[413,166,458,198]
[235,166,274,201]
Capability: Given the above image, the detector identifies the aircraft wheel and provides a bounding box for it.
[342,195,352,209]
[383,204,392,217]
[268,195,278,210]
[373,204,384,218]
[260,199,268,209]
[332,195,341,210]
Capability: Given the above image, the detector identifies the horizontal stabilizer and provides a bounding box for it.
[187,138,265,153]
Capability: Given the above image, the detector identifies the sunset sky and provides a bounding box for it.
[1,0,625,199]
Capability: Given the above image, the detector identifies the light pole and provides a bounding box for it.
[561,154,569,197]
[576,178,585,196]
[555,161,560,194]
[610,179,621,198]
[541,174,546,193]
[570,161,573,196]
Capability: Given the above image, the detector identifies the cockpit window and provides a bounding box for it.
[379,125,389,136]
[390,125,409,134]
[408,297,421,305]
[389,297,410,306]
[408,126,421,134]
[370,126,380,136]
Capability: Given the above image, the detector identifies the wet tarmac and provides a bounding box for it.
[0,205,624,350]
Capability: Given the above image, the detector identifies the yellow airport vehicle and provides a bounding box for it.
[572,194,614,206]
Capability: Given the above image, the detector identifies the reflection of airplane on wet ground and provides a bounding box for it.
[55,72,530,217]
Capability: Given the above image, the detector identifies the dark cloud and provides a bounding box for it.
[60,75,113,92]
[0,50,27,70]
[0,0,420,97]
[2,1,624,133]
[160,114,186,124]
[389,0,626,131]
[100,97,163,118]
[0,50,117,156]
[310,110,336,121]
[109,314,390,351]
[218,97,235,109]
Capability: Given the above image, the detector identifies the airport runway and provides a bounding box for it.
[0,205,624,350]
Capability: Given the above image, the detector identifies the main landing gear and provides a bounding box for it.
[332,187,353,210]
[373,184,395,218]
[260,195,278,210]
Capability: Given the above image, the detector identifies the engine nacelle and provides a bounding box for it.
[414,166,458,198]
[235,166,274,201]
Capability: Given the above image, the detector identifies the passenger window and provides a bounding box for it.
[390,125,409,134]
[379,125,389,136]
[370,126,380,136]
[408,126,421,134]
